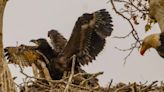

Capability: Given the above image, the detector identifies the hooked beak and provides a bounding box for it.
[140,44,149,56]
[140,47,146,56]
[30,39,39,47]
[30,39,36,43]
[30,39,39,45]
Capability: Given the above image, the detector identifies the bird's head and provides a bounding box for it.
[48,29,58,39]
[30,38,48,47]
[140,33,161,56]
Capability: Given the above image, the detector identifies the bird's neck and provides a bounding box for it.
[38,45,54,58]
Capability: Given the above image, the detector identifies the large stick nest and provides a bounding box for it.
[19,80,164,92]
[14,55,164,92]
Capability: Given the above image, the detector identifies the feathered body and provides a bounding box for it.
[30,38,56,62]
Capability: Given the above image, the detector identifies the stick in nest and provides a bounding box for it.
[64,54,76,92]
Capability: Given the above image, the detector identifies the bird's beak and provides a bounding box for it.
[30,39,38,45]
[30,39,39,47]
[140,44,149,56]
[140,47,146,56]
[30,39,36,43]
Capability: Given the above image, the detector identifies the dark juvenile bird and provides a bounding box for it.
[30,38,57,62]
[4,44,53,80]
[50,9,113,73]
[4,38,61,80]
[140,32,164,58]
[4,9,113,80]
[30,38,64,80]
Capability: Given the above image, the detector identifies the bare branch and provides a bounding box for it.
[64,55,76,92]
[109,0,150,62]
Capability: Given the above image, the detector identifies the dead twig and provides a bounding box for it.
[64,55,76,92]
[141,81,158,91]
[109,0,150,64]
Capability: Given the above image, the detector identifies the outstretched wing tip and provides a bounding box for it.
[94,9,113,38]
[4,45,46,67]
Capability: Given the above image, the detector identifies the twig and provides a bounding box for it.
[114,41,140,65]
[80,72,103,85]
[141,81,158,91]
[64,55,76,92]
[106,79,113,92]
[113,31,132,39]
[111,0,141,44]
[110,0,147,62]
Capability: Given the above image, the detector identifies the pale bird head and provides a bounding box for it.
[140,33,161,56]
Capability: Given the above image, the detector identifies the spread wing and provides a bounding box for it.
[48,29,67,53]
[62,9,113,66]
[4,44,49,67]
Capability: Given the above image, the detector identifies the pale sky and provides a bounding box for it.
[3,0,164,87]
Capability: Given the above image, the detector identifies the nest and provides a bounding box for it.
[17,70,164,92]
[18,72,105,92]
[15,55,164,92]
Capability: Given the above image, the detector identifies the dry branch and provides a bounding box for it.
[64,55,76,92]
[109,0,150,63]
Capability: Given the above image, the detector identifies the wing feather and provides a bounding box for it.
[62,9,113,66]
[48,29,67,53]
[4,45,46,67]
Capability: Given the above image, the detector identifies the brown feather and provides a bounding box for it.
[61,9,113,66]
[4,44,45,67]
[48,29,67,53]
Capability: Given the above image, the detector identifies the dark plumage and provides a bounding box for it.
[4,38,63,80]
[30,38,57,62]
[4,9,113,80]
[56,9,113,69]
[30,38,64,80]
[156,32,164,58]
[48,29,67,53]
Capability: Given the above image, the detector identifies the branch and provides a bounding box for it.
[111,0,141,44]
[64,54,76,92]
[110,0,147,63]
